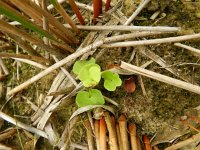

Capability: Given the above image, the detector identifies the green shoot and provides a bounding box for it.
[76,89,105,107]
[101,71,122,91]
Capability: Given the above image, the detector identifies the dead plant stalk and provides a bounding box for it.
[120,61,200,95]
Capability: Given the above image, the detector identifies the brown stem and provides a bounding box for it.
[93,0,102,24]
[104,111,119,150]
[116,124,123,150]
[99,117,107,150]
[118,114,130,150]
[137,136,142,150]
[105,0,111,12]
[142,135,152,150]
[94,120,100,150]
[68,0,85,25]
[84,119,95,150]
[128,123,138,150]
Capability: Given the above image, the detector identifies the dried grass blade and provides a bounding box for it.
[0,53,50,64]
[11,0,78,44]
[69,105,115,122]
[0,111,47,138]
[0,20,63,56]
[120,61,200,95]
[68,0,85,25]
[8,34,41,56]
[50,0,79,32]
[0,1,54,40]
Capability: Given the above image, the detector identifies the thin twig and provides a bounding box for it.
[120,61,200,95]
[124,0,152,25]
[174,43,200,57]
[64,24,180,32]
[102,33,200,48]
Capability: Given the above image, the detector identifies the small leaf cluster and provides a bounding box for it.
[73,58,122,107]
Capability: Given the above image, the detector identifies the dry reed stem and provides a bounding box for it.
[0,58,9,75]
[8,34,41,56]
[0,111,47,138]
[64,25,180,32]
[7,40,103,96]
[94,120,100,150]
[116,124,123,150]
[0,20,63,56]
[52,56,78,86]
[0,128,16,142]
[68,0,85,25]
[11,0,78,44]
[143,135,152,150]
[165,133,200,150]
[137,137,142,150]
[0,53,49,64]
[129,123,138,150]
[70,142,88,150]
[120,61,200,95]
[99,117,107,150]
[124,0,151,25]
[118,115,130,150]
[13,58,47,70]
[0,143,12,150]
[54,0,79,33]
[84,119,95,150]
[174,43,200,57]
[102,33,200,48]
[104,111,119,150]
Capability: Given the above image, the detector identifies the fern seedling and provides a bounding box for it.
[76,89,105,107]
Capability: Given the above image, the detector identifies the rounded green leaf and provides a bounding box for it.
[76,89,105,107]
[102,70,122,91]
[104,80,116,91]
[72,58,95,75]
[89,66,101,83]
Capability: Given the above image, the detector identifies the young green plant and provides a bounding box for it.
[73,58,122,107]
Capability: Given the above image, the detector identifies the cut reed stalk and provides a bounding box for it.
[94,120,100,150]
[84,119,95,150]
[99,117,107,150]
[102,33,200,48]
[124,0,151,25]
[64,25,180,32]
[118,115,130,150]
[129,123,138,150]
[142,135,152,150]
[68,0,85,25]
[116,124,123,150]
[137,136,142,150]
[174,43,200,57]
[120,61,200,95]
[104,111,119,150]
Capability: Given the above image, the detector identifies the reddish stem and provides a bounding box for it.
[93,0,102,24]
[68,0,85,25]
[105,0,111,12]
[142,134,152,150]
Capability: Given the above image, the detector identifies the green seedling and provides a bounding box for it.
[73,58,122,107]
[76,89,105,107]
[102,70,122,91]
[73,58,101,87]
